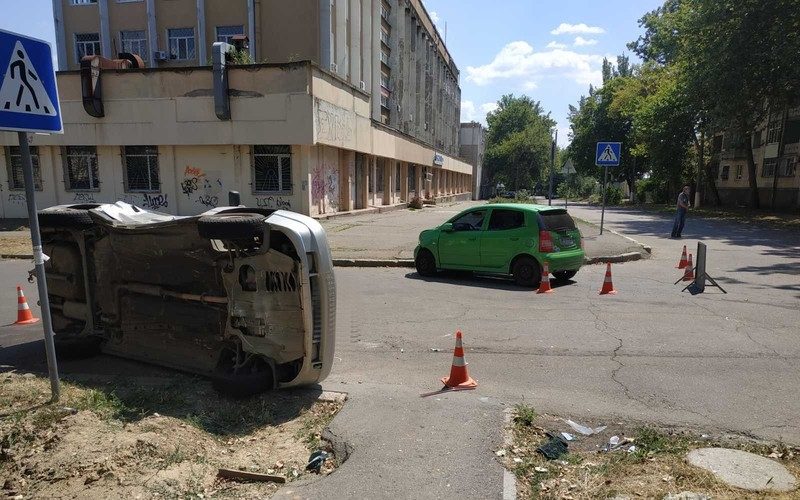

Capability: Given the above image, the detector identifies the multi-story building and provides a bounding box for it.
[459,122,485,200]
[710,106,800,209]
[0,0,471,218]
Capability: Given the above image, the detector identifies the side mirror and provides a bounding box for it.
[441,222,454,232]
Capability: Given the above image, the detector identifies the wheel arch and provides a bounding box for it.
[508,252,540,275]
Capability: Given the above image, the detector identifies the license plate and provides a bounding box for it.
[560,236,574,247]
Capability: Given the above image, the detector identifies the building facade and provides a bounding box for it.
[710,106,800,209]
[459,122,485,200]
[0,0,470,218]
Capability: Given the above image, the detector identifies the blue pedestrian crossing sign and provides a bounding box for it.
[595,142,621,166]
[0,29,62,134]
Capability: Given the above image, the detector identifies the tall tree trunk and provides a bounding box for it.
[704,162,722,205]
[693,132,705,207]
[770,109,788,209]
[745,131,760,209]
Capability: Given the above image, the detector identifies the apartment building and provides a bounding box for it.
[710,105,800,209]
[459,122,486,200]
[0,0,470,218]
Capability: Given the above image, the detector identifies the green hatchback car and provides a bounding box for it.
[414,204,584,287]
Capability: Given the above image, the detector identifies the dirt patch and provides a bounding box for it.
[0,371,345,499]
[503,406,800,499]
[0,235,32,256]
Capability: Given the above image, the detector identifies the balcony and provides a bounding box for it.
[784,142,800,156]
[380,51,390,66]
[381,7,391,22]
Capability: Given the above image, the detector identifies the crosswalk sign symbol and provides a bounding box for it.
[0,29,62,134]
[595,142,622,166]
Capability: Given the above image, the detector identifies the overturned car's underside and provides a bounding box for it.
[38,202,335,396]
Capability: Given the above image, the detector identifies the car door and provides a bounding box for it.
[480,208,530,269]
[437,209,487,268]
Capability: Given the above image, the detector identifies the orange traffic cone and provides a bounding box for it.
[14,286,40,325]
[676,245,688,269]
[537,261,553,294]
[441,330,477,389]
[599,263,617,295]
[682,254,695,281]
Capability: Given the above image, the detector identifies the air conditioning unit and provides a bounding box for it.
[330,62,338,73]
[153,51,168,60]
[359,80,367,91]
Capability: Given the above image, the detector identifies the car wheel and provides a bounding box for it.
[197,213,265,240]
[212,346,274,398]
[415,249,437,276]
[512,256,541,287]
[553,270,578,282]
[38,207,96,229]
[54,335,103,359]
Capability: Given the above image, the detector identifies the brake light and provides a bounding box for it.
[539,230,554,253]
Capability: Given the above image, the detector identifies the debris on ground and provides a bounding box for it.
[217,468,286,483]
[306,450,329,473]
[560,432,575,441]
[565,418,607,436]
[536,433,569,460]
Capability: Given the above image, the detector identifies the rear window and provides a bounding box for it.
[539,210,577,231]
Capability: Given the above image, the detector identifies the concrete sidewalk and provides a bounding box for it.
[321,200,650,264]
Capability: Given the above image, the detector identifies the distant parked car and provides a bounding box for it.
[414,203,584,287]
[37,201,335,396]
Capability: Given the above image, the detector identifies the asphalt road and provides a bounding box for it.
[1,205,798,499]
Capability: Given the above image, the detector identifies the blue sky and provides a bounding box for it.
[1,0,663,146]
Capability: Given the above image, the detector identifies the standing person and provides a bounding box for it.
[671,184,691,238]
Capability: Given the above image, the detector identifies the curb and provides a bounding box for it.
[605,227,653,254]
[331,253,642,268]
[1,254,32,260]
[584,251,643,265]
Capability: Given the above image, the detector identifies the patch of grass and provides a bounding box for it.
[295,401,339,450]
[162,446,189,467]
[513,404,537,427]
[74,388,126,419]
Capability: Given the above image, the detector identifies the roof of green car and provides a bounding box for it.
[475,203,564,212]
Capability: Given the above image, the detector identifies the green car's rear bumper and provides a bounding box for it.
[543,249,585,271]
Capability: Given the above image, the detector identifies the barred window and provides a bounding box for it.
[75,33,101,60]
[216,25,244,44]
[71,0,97,4]
[5,146,42,191]
[779,156,797,177]
[766,121,782,144]
[720,165,730,180]
[735,165,743,180]
[123,146,160,192]
[253,145,292,193]
[120,30,148,60]
[168,28,195,60]
[64,146,100,191]
[762,158,777,178]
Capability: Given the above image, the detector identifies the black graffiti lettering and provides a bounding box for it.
[255,196,292,210]
[196,195,219,207]
[141,193,168,209]
[8,193,26,204]
[73,192,96,203]
[181,177,199,196]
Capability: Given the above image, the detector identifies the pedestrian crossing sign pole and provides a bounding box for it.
[595,142,622,235]
[0,29,63,401]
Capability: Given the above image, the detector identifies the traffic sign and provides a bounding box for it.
[595,142,621,166]
[0,29,62,134]
[562,158,576,175]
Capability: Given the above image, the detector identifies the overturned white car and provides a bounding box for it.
[36,202,335,396]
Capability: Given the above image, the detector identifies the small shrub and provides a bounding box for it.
[513,404,537,427]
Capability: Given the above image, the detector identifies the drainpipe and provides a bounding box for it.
[319,0,332,69]
[196,0,207,64]
[51,0,68,70]
[98,0,112,57]
[247,0,256,61]
[145,0,157,67]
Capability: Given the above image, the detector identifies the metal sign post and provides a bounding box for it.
[562,158,575,209]
[548,129,557,206]
[595,142,622,235]
[0,29,64,401]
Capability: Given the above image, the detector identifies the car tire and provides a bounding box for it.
[38,207,95,229]
[197,213,265,240]
[54,335,103,359]
[512,256,541,288]
[553,270,578,282]
[212,346,274,398]
[415,249,437,277]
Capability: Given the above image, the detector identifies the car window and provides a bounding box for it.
[451,210,486,231]
[539,210,577,231]
[488,209,525,231]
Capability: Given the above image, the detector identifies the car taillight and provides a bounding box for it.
[539,230,554,253]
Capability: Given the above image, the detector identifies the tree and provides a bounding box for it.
[484,95,556,193]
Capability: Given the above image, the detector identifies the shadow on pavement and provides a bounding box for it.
[0,338,323,435]
[405,271,576,291]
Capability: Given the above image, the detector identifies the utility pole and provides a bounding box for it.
[549,129,557,205]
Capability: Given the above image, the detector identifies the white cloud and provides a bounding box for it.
[465,41,604,88]
[573,36,598,47]
[461,100,477,122]
[523,81,539,90]
[550,23,605,35]
[546,41,568,50]
[481,102,499,115]
[430,11,440,24]
[461,100,498,125]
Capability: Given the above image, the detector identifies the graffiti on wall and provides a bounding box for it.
[8,193,26,205]
[256,196,292,210]
[141,193,169,210]
[316,99,354,145]
[311,163,339,212]
[73,192,96,203]
[181,165,223,209]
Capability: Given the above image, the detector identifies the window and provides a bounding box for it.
[168,28,195,60]
[253,145,291,193]
[380,50,390,66]
[123,146,160,192]
[735,165,743,180]
[120,30,148,60]
[766,120,782,144]
[5,147,42,191]
[451,210,486,231]
[64,146,100,191]
[216,25,244,44]
[720,165,730,180]
[75,33,101,60]
[380,95,389,108]
[394,163,400,192]
[375,160,384,191]
[408,164,416,191]
[72,0,97,4]
[762,158,777,177]
[380,73,390,90]
[540,210,577,231]
[488,209,525,231]
[779,156,797,177]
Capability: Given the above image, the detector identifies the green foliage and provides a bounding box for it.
[636,177,667,204]
[513,404,537,427]
[484,95,556,193]
[590,185,624,205]
[556,175,597,200]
